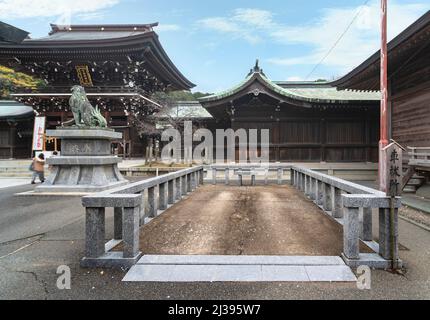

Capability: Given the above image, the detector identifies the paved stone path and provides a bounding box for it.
[123,255,357,282]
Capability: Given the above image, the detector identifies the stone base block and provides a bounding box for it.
[342,253,403,270]
[35,180,128,193]
[81,251,142,269]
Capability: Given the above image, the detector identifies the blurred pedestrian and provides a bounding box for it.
[31,153,45,184]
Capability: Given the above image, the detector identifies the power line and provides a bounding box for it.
[305,0,372,80]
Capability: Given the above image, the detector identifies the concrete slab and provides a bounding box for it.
[305,266,357,282]
[137,255,345,266]
[261,266,309,282]
[124,260,357,283]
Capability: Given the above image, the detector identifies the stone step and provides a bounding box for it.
[123,255,357,283]
[404,186,417,193]
[137,255,345,266]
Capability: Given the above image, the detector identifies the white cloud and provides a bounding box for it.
[197,9,274,44]
[156,24,181,32]
[232,8,275,28]
[197,2,428,76]
[0,0,119,21]
[267,0,429,76]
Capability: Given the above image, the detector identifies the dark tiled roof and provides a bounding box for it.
[0,100,34,119]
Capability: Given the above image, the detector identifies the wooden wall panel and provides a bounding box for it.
[392,82,430,149]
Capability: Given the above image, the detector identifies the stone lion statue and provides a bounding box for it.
[62,85,107,128]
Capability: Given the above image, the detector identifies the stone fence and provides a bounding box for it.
[291,166,402,269]
[208,163,292,185]
[81,166,204,268]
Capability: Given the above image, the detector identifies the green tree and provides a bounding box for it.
[0,65,45,98]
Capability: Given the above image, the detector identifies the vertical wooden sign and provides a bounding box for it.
[382,143,403,197]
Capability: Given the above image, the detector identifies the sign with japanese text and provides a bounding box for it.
[75,65,93,87]
[32,116,46,151]
[383,143,403,197]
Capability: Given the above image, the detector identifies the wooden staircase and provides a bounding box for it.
[402,147,430,193]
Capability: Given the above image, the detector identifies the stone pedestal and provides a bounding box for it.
[35,128,128,193]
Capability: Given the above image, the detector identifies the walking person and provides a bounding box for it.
[30,153,46,184]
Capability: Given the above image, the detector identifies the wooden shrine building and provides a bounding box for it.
[198,61,381,162]
[0,22,195,158]
[333,10,430,190]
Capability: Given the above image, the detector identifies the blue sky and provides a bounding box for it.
[1,0,429,92]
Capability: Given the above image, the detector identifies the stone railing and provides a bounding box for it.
[207,163,292,185]
[291,166,402,269]
[81,166,204,268]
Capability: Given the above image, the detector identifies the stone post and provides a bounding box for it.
[379,208,399,261]
[199,169,204,185]
[277,168,283,185]
[175,177,182,200]
[85,207,105,258]
[323,183,332,212]
[113,207,123,240]
[147,187,157,217]
[359,208,373,241]
[290,169,295,186]
[159,183,168,210]
[181,175,187,195]
[168,180,175,205]
[212,168,217,185]
[225,168,230,185]
[305,175,311,196]
[294,171,299,188]
[316,181,324,206]
[122,205,140,258]
[332,187,343,218]
[343,206,360,260]
[187,173,192,192]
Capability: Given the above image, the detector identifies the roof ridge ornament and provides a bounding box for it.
[247,59,265,77]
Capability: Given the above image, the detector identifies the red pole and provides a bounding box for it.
[379,0,389,191]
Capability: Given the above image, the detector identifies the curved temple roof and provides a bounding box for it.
[199,61,380,107]
[0,100,34,120]
[0,23,195,91]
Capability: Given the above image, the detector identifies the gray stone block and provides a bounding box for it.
[82,194,142,208]
[159,183,168,210]
[113,207,123,240]
[332,187,343,218]
[175,177,182,200]
[46,128,122,140]
[342,253,402,269]
[342,195,402,208]
[316,180,324,206]
[323,183,332,211]
[361,207,373,241]
[168,180,175,204]
[147,187,157,218]
[81,251,142,269]
[343,206,360,260]
[85,207,105,258]
[123,206,140,258]
[305,265,356,282]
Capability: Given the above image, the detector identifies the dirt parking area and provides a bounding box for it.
[133,185,372,256]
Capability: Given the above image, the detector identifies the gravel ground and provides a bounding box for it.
[118,185,372,256]
[400,206,430,229]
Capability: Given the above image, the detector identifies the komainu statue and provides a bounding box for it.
[62,85,107,128]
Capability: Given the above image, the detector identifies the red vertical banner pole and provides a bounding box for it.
[379,0,389,192]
